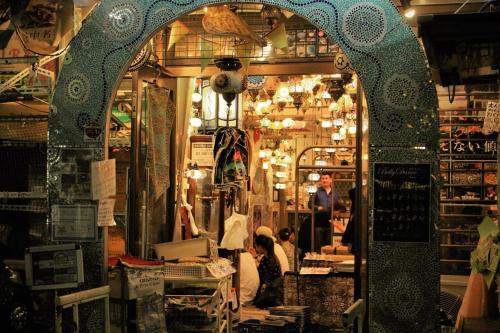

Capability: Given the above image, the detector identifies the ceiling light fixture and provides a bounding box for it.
[401,0,415,18]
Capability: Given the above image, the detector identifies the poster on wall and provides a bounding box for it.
[51,204,97,241]
[91,159,116,200]
[97,199,116,227]
[373,163,431,243]
[190,136,214,167]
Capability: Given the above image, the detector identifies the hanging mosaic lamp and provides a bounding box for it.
[210,57,246,108]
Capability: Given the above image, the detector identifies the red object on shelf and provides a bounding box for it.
[108,255,163,268]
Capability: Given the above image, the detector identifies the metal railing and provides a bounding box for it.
[55,285,110,333]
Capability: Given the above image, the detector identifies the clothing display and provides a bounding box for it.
[213,127,249,184]
[220,212,249,250]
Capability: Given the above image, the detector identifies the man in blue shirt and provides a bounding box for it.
[308,172,343,215]
[299,172,345,256]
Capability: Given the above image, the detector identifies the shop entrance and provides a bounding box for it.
[49,1,440,331]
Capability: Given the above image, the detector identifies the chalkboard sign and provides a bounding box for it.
[373,163,431,242]
[25,244,84,290]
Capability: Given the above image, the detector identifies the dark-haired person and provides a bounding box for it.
[278,227,295,270]
[253,235,283,308]
[299,172,346,255]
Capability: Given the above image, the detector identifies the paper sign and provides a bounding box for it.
[51,205,97,241]
[97,199,116,227]
[483,101,500,134]
[91,159,116,200]
[127,268,165,299]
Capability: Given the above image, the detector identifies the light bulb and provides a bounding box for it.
[325,148,337,153]
[275,183,286,190]
[282,117,295,128]
[279,86,289,98]
[190,117,202,128]
[334,118,344,127]
[348,126,356,135]
[259,150,267,158]
[263,162,269,170]
[308,173,320,181]
[321,120,332,128]
[404,8,415,18]
[332,133,342,141]
[339,127,347,136]
[192,91,202,103]
[270,157,277,165]
[260,117,271,128]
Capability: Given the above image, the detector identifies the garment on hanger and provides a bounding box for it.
[220,212,248,250]
[213,127,249,184]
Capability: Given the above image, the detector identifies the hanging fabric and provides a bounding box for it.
[146,85,175,200]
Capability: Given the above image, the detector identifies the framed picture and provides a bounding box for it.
[190,135,214,168]
[51,204,98,242]
[25,244,84,290]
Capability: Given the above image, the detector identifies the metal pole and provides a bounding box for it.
[354,79,364,301]
[311,192,315,253]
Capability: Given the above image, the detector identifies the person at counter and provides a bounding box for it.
[299,172,346,256]
[308,172,343,215]
[253,235,283,308]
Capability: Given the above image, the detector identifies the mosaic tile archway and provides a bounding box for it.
[49,1,440,332]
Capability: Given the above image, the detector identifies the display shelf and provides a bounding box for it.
[164,275,232,333]
[439,105,498,276]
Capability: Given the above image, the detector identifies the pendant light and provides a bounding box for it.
[210,57,246,109]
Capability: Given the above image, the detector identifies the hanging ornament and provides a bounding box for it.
[210,57,246,108]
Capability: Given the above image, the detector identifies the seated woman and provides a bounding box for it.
[253,235,283,308]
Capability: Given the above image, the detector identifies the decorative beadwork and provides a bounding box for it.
[383,73,419,110]
[103,1,145,41]
[342,3,387,47]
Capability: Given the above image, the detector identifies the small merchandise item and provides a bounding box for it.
[220,212,249,250]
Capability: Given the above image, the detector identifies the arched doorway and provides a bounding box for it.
[49,1,440,331]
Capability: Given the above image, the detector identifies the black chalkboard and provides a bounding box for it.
[373,163,431,242]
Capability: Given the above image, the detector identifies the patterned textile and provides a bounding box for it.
[146,85,175,200]
[284,273,354,328]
